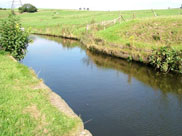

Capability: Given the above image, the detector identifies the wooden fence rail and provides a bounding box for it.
[86,9,164,31]
[86,15,126,31]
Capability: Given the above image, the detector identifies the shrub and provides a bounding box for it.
[149,47,182,73]
[0,14,30,60]
[18,4,37,13]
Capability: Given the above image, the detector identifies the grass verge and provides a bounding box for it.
[1,9,182,73]
[0,51,83,136]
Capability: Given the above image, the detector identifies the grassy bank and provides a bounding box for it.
[1,9,181,37]
[84,16,182,61]
[1,9,182,72]
[85,15,182,72]
[0,51,86,136]
[96,16,182,50]
[20,9,182,38]
[1,9,182,39]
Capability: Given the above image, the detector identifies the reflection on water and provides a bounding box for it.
[22,35,182,136]
[31,35,83,49]
[85,50,182,96]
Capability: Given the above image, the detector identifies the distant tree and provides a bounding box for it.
[180,4,182,9]
[87,8,89,11]
[0,8,7,10]
[79,8,82,10]
[18,4,37,13]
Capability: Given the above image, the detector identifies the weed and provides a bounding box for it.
[149,47,182,73]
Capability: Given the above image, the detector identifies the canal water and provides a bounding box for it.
[21,35,182,136]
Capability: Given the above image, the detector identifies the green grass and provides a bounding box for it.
[0,51,81,136]
[96,16,182,50]
[1,8,181,37]
[21,8,182,37]
[1,8,182,66]
[0,10,11,18]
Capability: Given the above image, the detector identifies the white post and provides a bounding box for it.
[152,9,157,17]
[86,25,89,31]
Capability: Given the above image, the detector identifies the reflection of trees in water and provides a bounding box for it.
[33,35,82,49]
[84,50,182,97]
[82,56,95,68]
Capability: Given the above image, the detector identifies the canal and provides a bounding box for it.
[21,35,182,136]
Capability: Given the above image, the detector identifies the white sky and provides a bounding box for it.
[0,0,182,10]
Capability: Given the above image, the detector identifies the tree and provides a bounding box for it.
[18,4,37,13]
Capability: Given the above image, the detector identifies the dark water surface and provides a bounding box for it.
[21,35,182,136]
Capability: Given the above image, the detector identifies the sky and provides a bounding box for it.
[0,0,182,11]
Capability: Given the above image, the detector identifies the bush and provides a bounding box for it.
[0,14,30,60]
[149,47,182,73]
[18,4,37,13]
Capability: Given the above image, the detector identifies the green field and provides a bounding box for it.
[0,51,82,135]
[10,9,182,51]
[1,8,182,37]
[1,8,182,68]
[20,9,182,38]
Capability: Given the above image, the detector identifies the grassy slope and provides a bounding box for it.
[17,9,182,53]
[19,9,121,37]
[1,9,181,37]
[96,16,182,50]
[0,9,182,59]
[1,9,181,62]
[0,51,81,136]
[22,9,182,38]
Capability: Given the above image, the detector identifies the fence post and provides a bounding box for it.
[152,9,157,17]
[121,15,126,22]
[133,12,136,19]
[119,11,121,24]
[86,25,89,31]
[114,19,116,24]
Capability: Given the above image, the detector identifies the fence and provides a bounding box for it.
[86,8,182,31]
[86,15,125,30]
